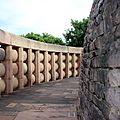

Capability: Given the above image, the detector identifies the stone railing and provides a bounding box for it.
[0,29,83,96]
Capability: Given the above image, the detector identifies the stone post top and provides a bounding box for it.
[0,29,83,53]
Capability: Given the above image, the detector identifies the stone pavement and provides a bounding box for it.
[0,77,79,120]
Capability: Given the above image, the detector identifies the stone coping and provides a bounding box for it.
[0,29,83,54]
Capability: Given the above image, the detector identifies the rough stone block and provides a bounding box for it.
[115,24,120,38]
[92,94,110,120]
[107,87,120,110]
[108,50,120,68]
[94,82,105,99]
[108,69,120,87]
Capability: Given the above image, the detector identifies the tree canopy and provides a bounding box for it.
[22,32,65,45]
[63,18,88,47]
[22,18,88,47]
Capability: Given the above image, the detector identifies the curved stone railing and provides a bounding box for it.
[0,29,83,96]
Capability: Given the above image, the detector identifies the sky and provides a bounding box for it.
[0,0,93,38]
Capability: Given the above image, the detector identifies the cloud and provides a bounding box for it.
[0,0,93,38]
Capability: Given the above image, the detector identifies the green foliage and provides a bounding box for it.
[22,32,65,45]
[22,18,88,47]
[63,18,88,47]
[42,33,65,45]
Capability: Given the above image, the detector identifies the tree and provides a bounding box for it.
[22,32,65,45]
[63,18,88,47]
[42,33,65,45]
[22,32,44,42]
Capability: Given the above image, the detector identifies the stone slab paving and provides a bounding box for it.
[0,78,79,120]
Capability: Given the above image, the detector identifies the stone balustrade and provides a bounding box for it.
[0,29,83,96]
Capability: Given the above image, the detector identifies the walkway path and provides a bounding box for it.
[0,78,79,120]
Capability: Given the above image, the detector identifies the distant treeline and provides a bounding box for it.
[22,18,88,47]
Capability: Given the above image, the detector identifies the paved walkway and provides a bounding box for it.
[0,78,79,120]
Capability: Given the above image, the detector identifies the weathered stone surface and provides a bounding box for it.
[78,0,120,119]
[0,63,5,77]
[115,24,120,38]
[107,88,120,110]
[108,50,120,67]
[108,69,120,87]
[0,48,5,61]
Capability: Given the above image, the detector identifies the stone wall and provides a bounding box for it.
[78,0,120,120]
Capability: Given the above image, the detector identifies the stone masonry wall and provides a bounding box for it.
[78,0,120,120]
